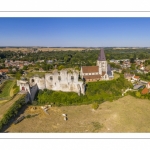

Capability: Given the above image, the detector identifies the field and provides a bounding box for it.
[0,47,95,52]
[5,95,150,133]
[0,80,16,100]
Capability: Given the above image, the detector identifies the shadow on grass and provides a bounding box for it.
[1,105,28,133]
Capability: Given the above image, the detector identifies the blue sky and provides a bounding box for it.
[0,18,150,47]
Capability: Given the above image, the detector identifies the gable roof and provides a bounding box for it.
[133,75,140,79]
[81,66,99,73]
[98,48,106,61]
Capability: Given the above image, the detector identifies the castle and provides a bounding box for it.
[17,48,113,102]
[17,69,85,102]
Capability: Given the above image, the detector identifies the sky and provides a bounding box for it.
[0,17,150,47]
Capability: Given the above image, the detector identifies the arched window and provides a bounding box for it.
[31,79,34,82]
[50,76,53,80]
[58,76,61,81]
[71,76,74,81]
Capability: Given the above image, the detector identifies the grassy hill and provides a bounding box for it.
[0,80,16,100]
[5,95,150,133]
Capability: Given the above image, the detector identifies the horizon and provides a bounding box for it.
[1,46,150,48]
[1,18,150,47]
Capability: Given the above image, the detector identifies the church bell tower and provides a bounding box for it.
[97,48,107,74]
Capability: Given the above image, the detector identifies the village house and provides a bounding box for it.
[124,73,134,81]
[146,82,150,89]
[139,64,145,71]
[5,59,32,69]
[141,82,150,95]
[144,69,149,74]
[0,69,9,74]
[131,75,140,82]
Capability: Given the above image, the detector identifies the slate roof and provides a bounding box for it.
[107,64,112,76]
[98,48,106,61]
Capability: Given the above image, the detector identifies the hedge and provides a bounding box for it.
[0,95,26,131]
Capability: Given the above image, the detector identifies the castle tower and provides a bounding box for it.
[97,48,107,75]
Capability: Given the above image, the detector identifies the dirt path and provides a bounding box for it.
[0,94,24,120]
[9,88,14,97]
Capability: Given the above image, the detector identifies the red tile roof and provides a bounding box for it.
[134,76,140,79]
[141,88,149,94]
[0,69,9,73]
[81,66,99,73]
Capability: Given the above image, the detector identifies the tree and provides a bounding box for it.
[92,102,99,110]
[23,66,28,70]
[58,65,65,70]
[120,61,123,65]
[130,58,135,63]
[130,64,136,70]
[135,91,141,98]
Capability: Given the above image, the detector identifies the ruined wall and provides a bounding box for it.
[45,69,84,94]
[18,69,85,96]
[30,77,46,90]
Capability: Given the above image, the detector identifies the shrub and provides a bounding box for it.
[26,115,31,118]
[135,91,141,98]
[92,103,99,110]
[0,96,25,131]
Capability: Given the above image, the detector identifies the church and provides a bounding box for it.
[80,48,113,82]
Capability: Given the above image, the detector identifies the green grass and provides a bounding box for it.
[113,72,120,80]
[0,80,16,99]
[26,71,47,78]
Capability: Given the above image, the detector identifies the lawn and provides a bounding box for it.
[0,80,16,100]
[113,72,120,79]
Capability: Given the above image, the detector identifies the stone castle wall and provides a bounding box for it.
[28,69,85,95]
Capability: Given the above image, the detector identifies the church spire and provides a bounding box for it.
[98,48,106,61]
